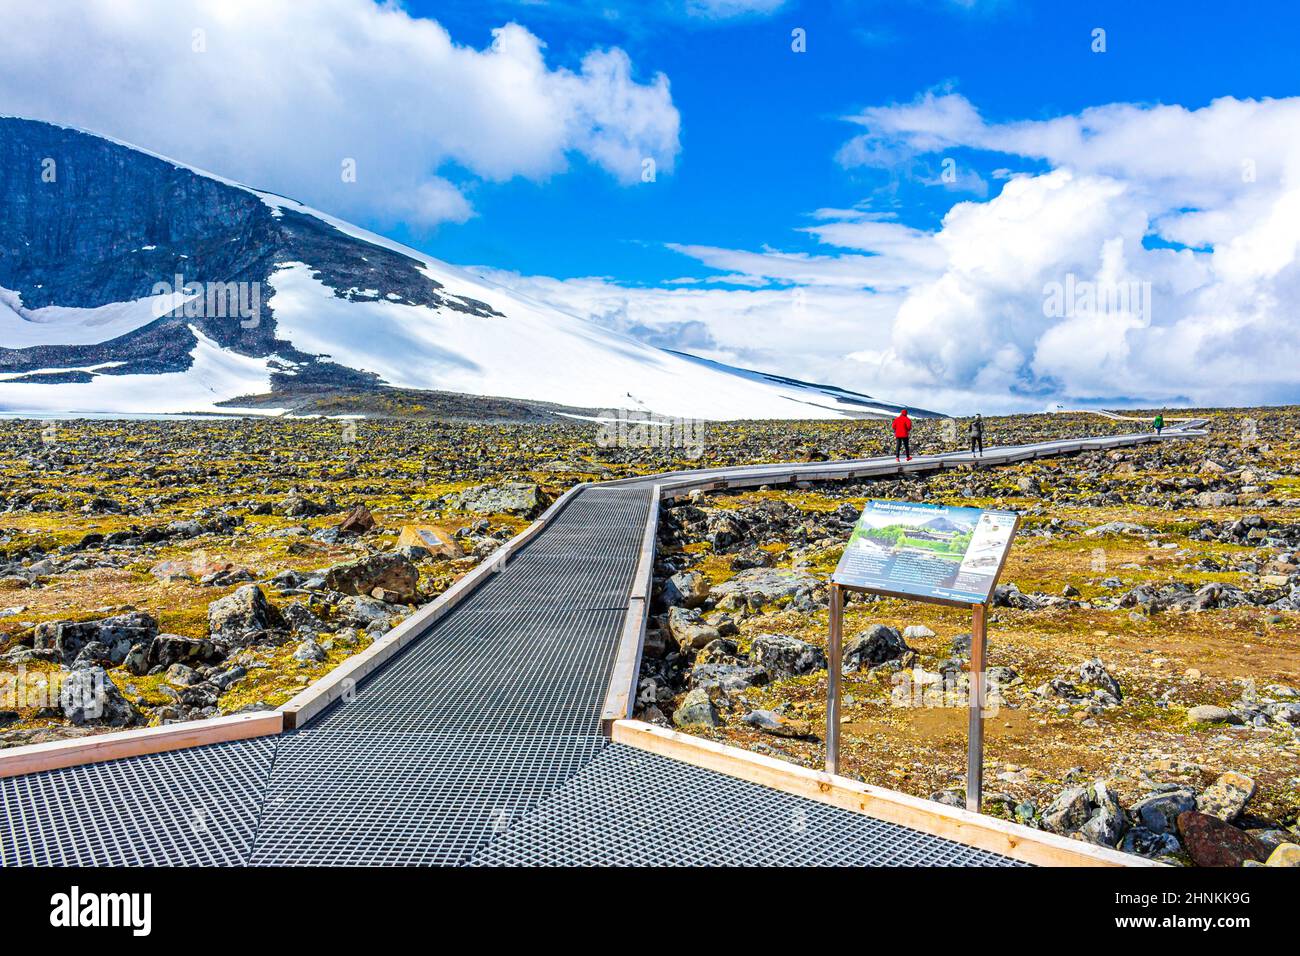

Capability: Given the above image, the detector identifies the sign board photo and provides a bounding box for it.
[832,500,1018,606]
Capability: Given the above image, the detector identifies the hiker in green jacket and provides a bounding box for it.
[1153,412,1165,435]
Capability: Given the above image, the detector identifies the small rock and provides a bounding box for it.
[1131,790,1197,833]
[1266,844,1300,867]
[337,504,377,536]
[1186,704,1239,725]
[292,639,328,664]
[740,709,812,738]
[1197,771,1255,823]
[662,571,709,609]
[672,688,720,729]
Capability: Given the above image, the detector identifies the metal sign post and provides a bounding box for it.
[825,582,844,775]
[825,592,990,811]
[966,602,987,812]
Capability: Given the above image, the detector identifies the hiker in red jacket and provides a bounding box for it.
[893,408,913,462]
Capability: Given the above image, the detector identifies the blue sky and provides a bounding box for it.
[5,0,1300,412]
[396,0,1298,283]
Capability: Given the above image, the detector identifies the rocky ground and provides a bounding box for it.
[641,407,1300,867]
[2,408,1296,866]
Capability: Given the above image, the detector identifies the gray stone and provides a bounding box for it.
[672,688,720,729]
[33,611,157,665]
[1121,827,1182,860]
[444,482,549,517]
[710,567,819,610]
[1042,786,1093,834]
[59,667,140,727]
[1084,521,1153,536]
[662,570,709,609]
[740,709,812,738]
[688,663,768,695]
[667,606,720,652]
[324,553,419,604]
[208,585,279,641]
[1196,772,1255,823]
[1078,657,1123,700]
[147,634,216,669]
[749,633,826,679]
[335,595,399,632]
[842,624,911,671]
[1131,789,1197,833]
[292,639,328,664]
[1186,704,1239,725]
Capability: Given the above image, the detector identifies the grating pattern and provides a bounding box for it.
[0,738,276,866]
[249,732,606,866]
[470,745,1026,867]
[311,607,625,736]
[469,551,639,610]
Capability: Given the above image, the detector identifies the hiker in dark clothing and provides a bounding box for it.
[893,409,913,461]
[1153,412,1164,435]
[969,413,984,457]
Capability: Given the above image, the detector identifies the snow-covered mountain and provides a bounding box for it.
[0,118,936,420]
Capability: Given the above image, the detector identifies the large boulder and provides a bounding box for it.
[324,553,419,604]
[710,568,819,611]
[843,624,912,671]
[444,482,550,517]
[748,634,826,680]
[59,667,140,727]
[33,611,157,665]
[1176,811,1269,867]
[208,585,280,642]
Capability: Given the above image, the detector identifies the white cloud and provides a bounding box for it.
[831,92,1300,407]
[0,0,680,228]
[552,92,1300,413]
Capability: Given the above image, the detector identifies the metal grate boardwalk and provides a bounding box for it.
[469,744,1026,866]
[1,428,1199,866]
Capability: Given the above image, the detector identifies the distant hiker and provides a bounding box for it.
[969,413,984,457]
[893,409,913,462]
[1153,412,1165,435]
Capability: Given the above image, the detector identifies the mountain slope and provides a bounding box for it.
[0,118,938,420]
